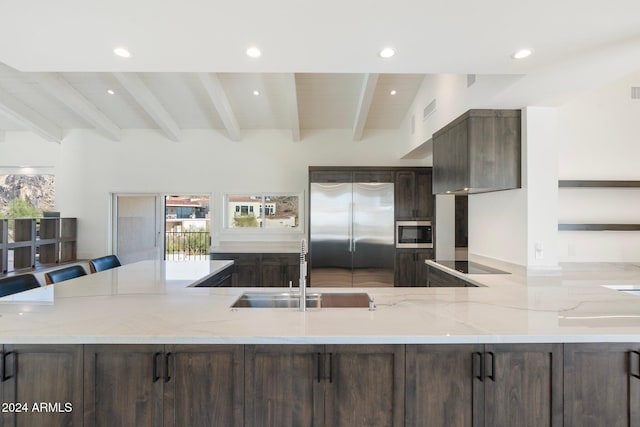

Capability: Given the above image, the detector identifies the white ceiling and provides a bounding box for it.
[0,0,639,142]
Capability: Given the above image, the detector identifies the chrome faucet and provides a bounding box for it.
[299,238,307,311]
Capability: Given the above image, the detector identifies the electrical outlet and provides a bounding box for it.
[534,242,544,260]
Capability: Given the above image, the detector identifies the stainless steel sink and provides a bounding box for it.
[231,291,373,309]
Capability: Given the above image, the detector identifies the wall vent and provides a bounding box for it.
[467,74,476,87]
[632,87,640,100]
[423,99,436,121]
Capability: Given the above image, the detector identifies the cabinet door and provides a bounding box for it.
[451,120,469,191]
[484,344,563,427]
[324,345,405,427]
[84,344,164,427]
[245,345,324,427]
[163,345,243,427]
[309,170,353,183]
[395,171,416,219]
[414,169,433,219]
[406,344,484,427]
[415,250,434,287]
[1,344,83,427]
[234,254,261,286]
[282,254,301,288]
[353,171,394,183]
[427,265,468,287]
[261,255,284,287]
[395,250,417,287]
[564,343,640,427]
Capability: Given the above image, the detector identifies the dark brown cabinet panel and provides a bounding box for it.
[484,343,563,427]
[211,253,261,286]
[245,344,324,427]
[406,344,484,427]
[1,344,83,427]
[246,344,404,427]
[564,343,640,427]
[432,109,521,194]
[395,249,433,286]
[324,345,405,427]
[309,170,353,183]
[84,344,164,427]
[395,169,433,219]
[426,264,470,287]
[261,254,300,287]
[163,345,243,427]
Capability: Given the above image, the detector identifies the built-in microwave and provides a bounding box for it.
[396,220,433,248]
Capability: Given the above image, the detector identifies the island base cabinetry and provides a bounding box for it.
[406,343,563,427]
[245,344,404,427]
[0,345,83,427]
[564,343,640,427]
[83,344,244,427]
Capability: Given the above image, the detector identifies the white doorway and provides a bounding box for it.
[112,194,162,264]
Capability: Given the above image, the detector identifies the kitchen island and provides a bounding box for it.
[1,259,640,427]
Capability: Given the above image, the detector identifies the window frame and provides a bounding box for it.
[222,192,304,234]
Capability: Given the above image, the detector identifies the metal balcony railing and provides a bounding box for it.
[165,231,210,261]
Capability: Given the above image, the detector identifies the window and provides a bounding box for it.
[225,193,301,230]
[0,172,55,218]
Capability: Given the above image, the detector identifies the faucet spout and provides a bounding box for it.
[299,238,307,311]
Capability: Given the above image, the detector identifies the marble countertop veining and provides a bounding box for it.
[1,259,640,345]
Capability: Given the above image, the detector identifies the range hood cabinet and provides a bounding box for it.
[432,109,521,195]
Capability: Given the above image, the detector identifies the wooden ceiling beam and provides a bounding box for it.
[352,73,379,141]
[196,73,241,141]
[0,87,62,143]
[32,73,121,141]
[113,72,181,142]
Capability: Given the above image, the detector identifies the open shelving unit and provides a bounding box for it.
[558,180,640,231]
[0,217,77,274]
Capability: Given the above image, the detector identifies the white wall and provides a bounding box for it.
[1,128,424,259]
[556,71,640,262]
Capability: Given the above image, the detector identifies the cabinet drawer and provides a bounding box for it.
[353,171,394,183]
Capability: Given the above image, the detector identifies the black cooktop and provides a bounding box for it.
[435,260,510,275]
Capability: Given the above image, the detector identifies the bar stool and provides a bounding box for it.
[88,255,122,273]
[44,265,87,285]
[0,273,40,297]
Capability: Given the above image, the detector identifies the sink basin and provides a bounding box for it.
[231,291,372,308]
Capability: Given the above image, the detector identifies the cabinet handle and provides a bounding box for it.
[486,352,496,382]
[473,352,483,382]
[1,351,15,382]
[630,351,640,379]
[164,352,172,383]
[153,352,162,382]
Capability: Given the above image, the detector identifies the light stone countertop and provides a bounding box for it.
[1,258,640,345]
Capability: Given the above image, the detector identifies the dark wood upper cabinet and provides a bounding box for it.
[564,343,640,427]
[432,109,521,194]
[395,169,433,219]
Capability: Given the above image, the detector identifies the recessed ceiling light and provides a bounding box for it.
[253,90,260,96]
[246,47,262,58]
[113,47,131,58]
[379,47,396,59]
[390,90,397,96]
[106,89,115,95]
[512,48,533,59]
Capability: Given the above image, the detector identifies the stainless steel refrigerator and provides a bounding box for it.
[309,182,394,287]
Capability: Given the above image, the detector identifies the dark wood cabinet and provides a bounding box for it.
[163,344,243,427]
[84,344,164,427]
[1,344,83,427]
[432,109,521,194]
[484,343,563,427]
[406,344,484,427]
[406,343,562,427]
[261,254,300,287]
[212,252,299,287]
[193,264,234,287]
[395,169,433,219]
[84,344,244,427]
[245,344,404,427]
[245,344,324,427]
[395,249,433,286]
[309,168,396,184]
[564,343,640,427]
[324,345,405,427]
[426,264,471,287]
